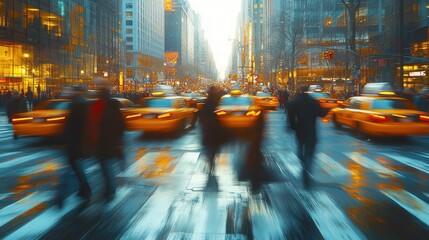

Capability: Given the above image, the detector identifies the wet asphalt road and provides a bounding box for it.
[0,109,429,239]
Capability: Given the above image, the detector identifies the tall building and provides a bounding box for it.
[165,0,195,85]
[0,0,121,93]
[122,0,165,90]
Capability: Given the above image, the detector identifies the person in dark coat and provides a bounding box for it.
[199,85,224,176]
[92,87,125,200]
[287,85,328,189]
[7,90,28,123]
[56,86,91,207]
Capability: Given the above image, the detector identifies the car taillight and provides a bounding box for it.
[369,114,390,123]
[157,113,171,119]
[12,116,33,123]
[46,116,66,122]
[337,100,343,104]
[246,111,261,117]
[419,115,429,122]
[126,113,142,119]
[319,100,326,103]
[215,111,227,116]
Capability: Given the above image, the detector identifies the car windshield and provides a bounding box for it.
[141,98,173,108]
[185,93,202,98]
[36,101,71,110]
[256,92,271,97]
[308,92,331,98]
[220,96,253,106]
[371,99,415,110]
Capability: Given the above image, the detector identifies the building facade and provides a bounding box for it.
[0,0,121,93]
[122,0,165,91]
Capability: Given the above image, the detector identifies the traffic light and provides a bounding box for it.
[323,50,334,59]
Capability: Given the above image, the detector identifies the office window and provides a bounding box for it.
[126,3,132,8]
[126,11,132,17]
[126,28,133,34]
[126,20,132,26]
[126,37,133,42]
[126,45,133,50]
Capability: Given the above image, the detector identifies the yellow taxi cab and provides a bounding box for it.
[330,86,429,137]
[12,98,71,139]
[183,92,207,111]
[306,91,342,110]
[215,90,263,138]
[254,91,278,109]
[124,91,198,134]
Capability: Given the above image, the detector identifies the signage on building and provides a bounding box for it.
[165,0,175,11]
[409,71,426,77]
[165,52,179,75]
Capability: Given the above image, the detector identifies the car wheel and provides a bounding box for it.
[333,114,341,129]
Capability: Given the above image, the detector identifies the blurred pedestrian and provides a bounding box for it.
[56,86,91,207]
[200,85,225,177]
[287,85,328,189]
[7,90,28,123]
[91,87,125,200]
[26,87,34,111]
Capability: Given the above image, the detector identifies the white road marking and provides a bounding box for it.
[0,191,53,227]
[383,153,429,175]
[0,193,13,201]
[301,191,366,240]
[0,152,51,170]
[0,151,21,159]
[120,189,176,239]
[117,152,158,179]
[105,187,132,212]
[415,152,429,159]
[277,151,302,178]
[17,158,64,176]
[381,189,429,227]
[249,197,284,239]
[345,152,399,178]
[314,153,351,182]
[4,194,81,240]
[172,151,200,174]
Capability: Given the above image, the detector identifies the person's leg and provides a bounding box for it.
[100,158,116,199]
[302,141,316,188]
[67,156,91,198]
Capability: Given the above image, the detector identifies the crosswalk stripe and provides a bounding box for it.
[416,152,429,159]
[345,152,399,178]
[120,189,177,239]
[381,189,429,227]
[17,158,63,176]
[301,191,366,240]
[0,152,51,170]
[0,193,13,201]
[0,151,21,159]
[117,152,159,179]
[383,153,429,175]
[249,197,284,239]
[172,152,200,174]
[0,191,53,227]
[314,153,351,182]
[277,151,302,178]
[4,194,82,240]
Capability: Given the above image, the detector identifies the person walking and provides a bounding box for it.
[287,85,328,189]
[56,86,91,207]
[92,87,125,200]
[199,85,225,177]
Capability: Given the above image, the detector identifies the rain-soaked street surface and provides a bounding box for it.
[1,110,429,239]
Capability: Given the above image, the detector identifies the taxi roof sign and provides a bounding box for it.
[230,89,242,96]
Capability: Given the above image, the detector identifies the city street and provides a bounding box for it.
[0,109,429,239]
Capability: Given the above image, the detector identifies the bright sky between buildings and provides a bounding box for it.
[188,0,241,79]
